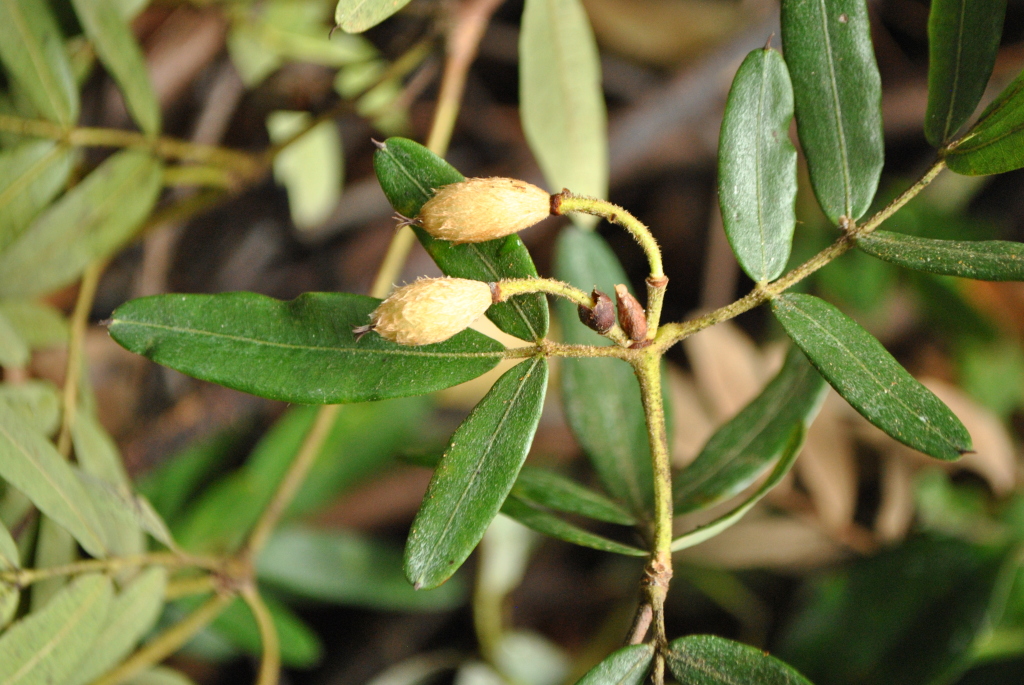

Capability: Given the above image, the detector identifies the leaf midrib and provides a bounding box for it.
[815,0,853,217]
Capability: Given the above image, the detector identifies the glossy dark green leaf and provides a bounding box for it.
[520,0,607,202]
[0,518,18,628]
[0,150,162,298]
[0,141,74,252]
[258,525,465,610]
[574,644,654,685]
[200,593,322,668]
[405,357,548,589]
[512,467,636,525]
[0,574,112,685]
[70,0,160,134]
[0,403,108,558]
[857,230,1024,281]
[674,347,826,515]
[781,0,884,223]
[772,293,971,460]
[718,48,798,283]
[373,137,548,341]
[945,68,1024,175]
[500,496,645,557]
[667,635,812,685]
[778,536,1004,685]
[925,0,1006,146]
[109,291,504,404]
[554,227,653,513]
[334,0,412,33]
[0,0,78,126]
[672,427,804,552]
[65,568,167,685]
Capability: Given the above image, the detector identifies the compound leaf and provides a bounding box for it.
[405,357,548,590]
[109,291,504,404]
[857,230,1024,281]
[772,293,971,460]
[667,634,812,685]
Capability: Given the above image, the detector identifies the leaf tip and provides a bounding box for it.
[371,138,387,151]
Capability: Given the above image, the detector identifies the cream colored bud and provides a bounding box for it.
[369,277,494,345]
[419,178,551,243]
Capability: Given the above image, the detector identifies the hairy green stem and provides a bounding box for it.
[494,277,594,308]
[554,193,665,279]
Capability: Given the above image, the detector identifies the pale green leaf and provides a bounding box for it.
[75,469,175,551]
[0,311,28,369]
[268,111,343,230]
[0,380,60,436]
[123,667,196,685]
[0,141,75,253]
[0,301,68,350]
[334,0,412,33]
[30,516,75,611]
[0,518,19,629]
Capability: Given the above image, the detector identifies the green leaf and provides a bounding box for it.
[781,0,884,223]
[0,310,28,369]
[0,150,162,298]
[500,496,645,557]
[520,0,607,203]
[0,301,68,350]
[925,0,1006,146]
[69,0,160,134]
[554,227,653,513]
[267,111,343,230]
[945,67,1024,175]
[777,536,1004,685]
[856,230,1024,281]
[30,516,75,611]
[122,667,196,685]
[671,427,804,552]
[0,403,108,558]
[334,0,412,33]
[372,137,549,341]
[0,0,78,126]
[72,413,129,487]
[0,574,113,685]
[512,467,636,525]
[0,141,75,253]
[0,518,18,629]
[405,357,548,590]
[65,568,167,685]
[109,291,504,404]
[674,347,826,515]
[574,644,654,685]
[667,634,812,685]
[138,431,238,524]
[205,593,322,668]
[258,525,465,610]
[75,469,175,551]
[771,293,972,460]
[718,48,798,283]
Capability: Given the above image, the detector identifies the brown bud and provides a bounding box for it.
[368,277,493,345]
[614,284,647,342]
[419,178,552,243]
[577,289,615,334]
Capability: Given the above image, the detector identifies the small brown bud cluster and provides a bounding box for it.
[365,277,493,346]
[615,285,647,342]
[419,178,552,243]
[577,289,615,334]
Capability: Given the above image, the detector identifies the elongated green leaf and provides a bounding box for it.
[718,48,798,283]
[76,469,175,551]
[72,413,128,486]
[258,526,465,610]
[30,516,76,610]
[671,427,804,552]
[667,635,812,685]
[575,644,654,685]
[500,496,645,557]
[857,230,1024,281]
[0,0,78,126]
[0,141,74,252]
[674,347,826,515]
[945,67,1024,175]
[925,0,1006,146]
[772,293,971,460]
[520,0,607,203]
[109,291,503,404]
[0,311,28,369]
[555,227,653,513]
[70,0,160,134]
[0,403,107,557]
[0,518,18,628]
[138,431,238,524]
[123,667,196,685]
[0,301,68,350]
[512,467,636,525]
[0,380,60,436]
[373,137,548,341]
[65,568,167,685]
[334,0,411,33]
[781,0,883,223]
[0,574,112,685]
[405,357,548,590]
[268,111,342,230]
[0,150,162,298]
[200,593,322,668]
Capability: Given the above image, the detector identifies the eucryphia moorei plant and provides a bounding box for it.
[5,0,1024,682]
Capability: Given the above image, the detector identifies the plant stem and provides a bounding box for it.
[242,586,281,685]
[56,260,106,458]
[656,159,946,350]
[494,277,594,308]
[91,591,234,685]
[0,552,220,587]
[554,193,665,279]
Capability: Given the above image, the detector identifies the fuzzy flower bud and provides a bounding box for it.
[419,177,552,243]
[367,277,494,346]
